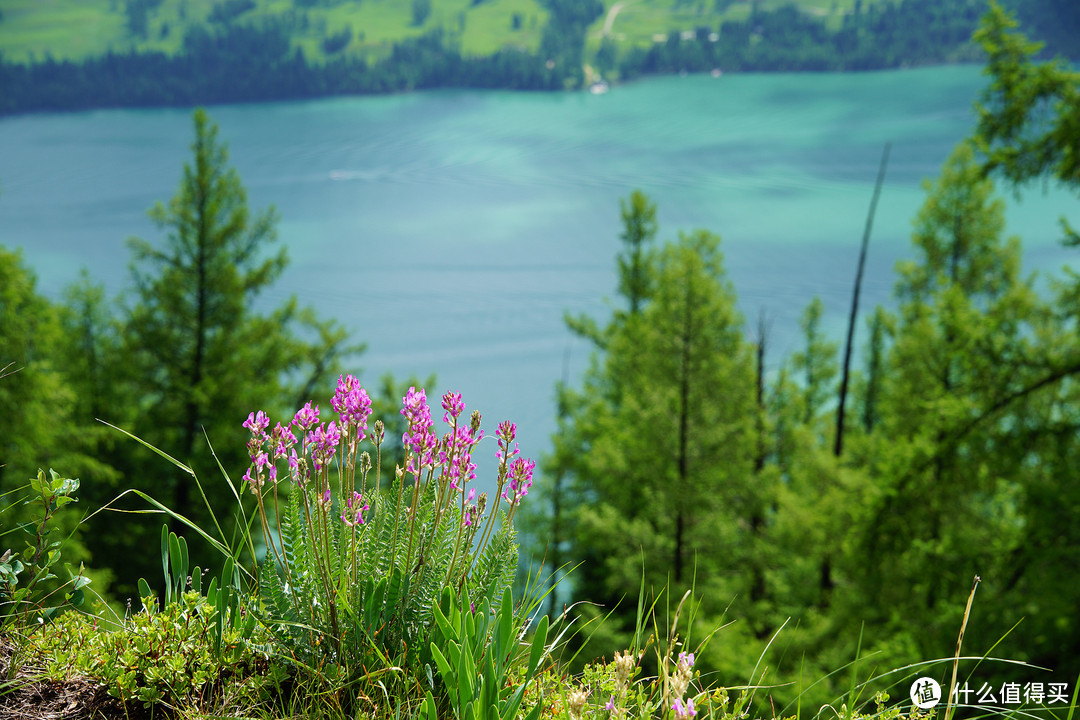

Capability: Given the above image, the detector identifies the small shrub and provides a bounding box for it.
[26,589,280,711]
[0,469,91,627]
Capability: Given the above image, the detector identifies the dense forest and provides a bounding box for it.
[2,3,1080,718]
[516,3,1080,711]
[0,0,1076,115]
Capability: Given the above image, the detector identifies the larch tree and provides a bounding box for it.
[850,141,1045,663]
[970,3,1080,675]
[560,228,759,660]
[123,108,352,561]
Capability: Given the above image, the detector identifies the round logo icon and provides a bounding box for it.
[910,677,942,709]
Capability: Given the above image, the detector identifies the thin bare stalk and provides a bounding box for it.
[945,575,981,720]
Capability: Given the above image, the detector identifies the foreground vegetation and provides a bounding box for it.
[2,3,1080,718]
[1,456,1075,719]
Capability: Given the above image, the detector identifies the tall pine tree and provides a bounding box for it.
[117,109,353,591]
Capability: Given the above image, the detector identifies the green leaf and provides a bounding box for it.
[457,638,476,706]
[160,524,169,603]
[433,589,455,643]
[429,642,456,707]
[521,701,543,720]
[526,614,548,677]
[138,577,153,612]
[421,691,439,720]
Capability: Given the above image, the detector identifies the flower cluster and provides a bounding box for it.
[307,419,341,473]
[241,378,533,527]
[567,687,589,720]
[342,491,369,527]
[332,374,373,441]
[496,421,534,506]
[400,388,492,503]
[672,697,697,719]
[439,392,483,491]
[402,387,438,476]
[601,649,640,719]
[671,651,697,718]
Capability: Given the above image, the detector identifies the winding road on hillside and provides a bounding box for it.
[603,1,630,35]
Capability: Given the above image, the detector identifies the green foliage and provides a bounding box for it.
[528,198,761,663]
[0,469,90,626]
[423,586,548,720]
[411,0,432,27]
[0,248,74,489]
[244,379,532,706]
[617,189,658,317]
[0,249,110,606]
[974,1,1080,193]
[27,588,279,710]
[790,296,839,427]
[529,117,1080,706]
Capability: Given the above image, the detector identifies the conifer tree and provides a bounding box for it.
[121,109,352,576]
[851,141,1043,660]
[970,4,1080,674]
[525,189,658,617]
[790,297,839,428]
[547,223,758,659]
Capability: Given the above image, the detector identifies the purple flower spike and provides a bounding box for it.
[496,420,516,445]
[292,402,320,432]
[503,457,535,506]
[672,698,696,719]
[242,467,260,491]
[271,422,297,460]
[243,410,270,437]
[332,374,373,440]
[307,420,341,471]
[401,387,437,474]
[342,491,369,527]
[288,451,300,483]
[441,391,465,423]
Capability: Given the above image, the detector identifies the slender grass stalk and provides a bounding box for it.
[945,574,981,720]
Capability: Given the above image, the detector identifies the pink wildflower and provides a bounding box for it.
[243,410,270,436]
[441,391,465,423]
[332,374,373,441]
[672,698,696,719]
[292,402,320,432]
[503,457,535,505]
[342,491,369,527]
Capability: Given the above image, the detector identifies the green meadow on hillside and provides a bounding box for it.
[0,0,889,65]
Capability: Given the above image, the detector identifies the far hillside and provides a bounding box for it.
[0,0,1073,116]
[0,0,899,65]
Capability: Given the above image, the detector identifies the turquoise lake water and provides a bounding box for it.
[1,65,1077,490]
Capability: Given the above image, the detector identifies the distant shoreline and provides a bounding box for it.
[0,0,1070,119]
